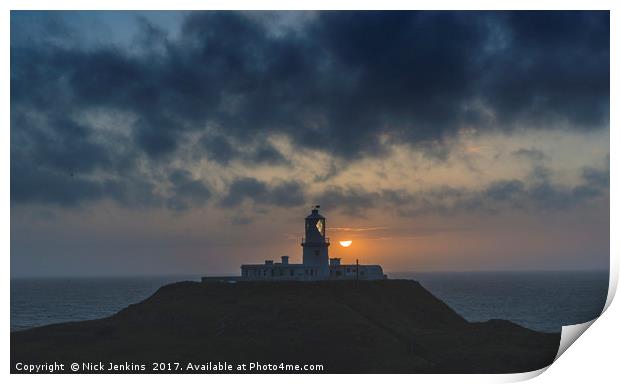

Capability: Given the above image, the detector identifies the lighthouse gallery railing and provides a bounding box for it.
[301,237,330,245]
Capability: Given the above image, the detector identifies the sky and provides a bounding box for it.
[10,11,609,277]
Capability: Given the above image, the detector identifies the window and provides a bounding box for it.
[316,219,324,236]
[290,269,294,276]
[315,250,320,256]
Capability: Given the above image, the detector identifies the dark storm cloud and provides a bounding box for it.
[166,169,212,211]
[316,163,609,218]
[484,180,525,201]
[10,11,609,208]
[250,142,289,166]
[482,12,610,129]
[219,177,305,208]
[200,135,237,165]
[200,134,288,166]
[10,160,161,208]
[12,114,120,174]
[11,163,106,206]
[315,185,380,216]
[573,165,610,200]
[581,166,609,189]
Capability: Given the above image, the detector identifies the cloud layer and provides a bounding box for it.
[11,11,609,214]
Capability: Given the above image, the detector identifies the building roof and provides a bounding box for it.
[241,263,307,268]
[305,207,325,219]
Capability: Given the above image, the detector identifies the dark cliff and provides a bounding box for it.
[11,279,560,373]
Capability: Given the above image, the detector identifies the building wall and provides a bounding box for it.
[328,265,385,280]
[241,264,326,281]
[302,245,329,276]
[240,263,385,281]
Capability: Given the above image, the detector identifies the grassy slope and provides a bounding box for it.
[11,280,560,373]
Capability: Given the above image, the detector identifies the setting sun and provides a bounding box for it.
[339,240,353,247]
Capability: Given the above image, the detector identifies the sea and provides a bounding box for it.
[10,271,609,333]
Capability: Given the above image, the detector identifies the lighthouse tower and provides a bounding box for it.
[301,205,330,277]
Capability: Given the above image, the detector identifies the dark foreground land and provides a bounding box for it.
[11,280,560,373]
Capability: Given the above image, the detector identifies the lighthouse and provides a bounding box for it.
[301,205,330,277]
[229,206,386,282]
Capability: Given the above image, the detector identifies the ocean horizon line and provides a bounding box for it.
[10,268,611,280]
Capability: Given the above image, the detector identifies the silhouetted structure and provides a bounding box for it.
[204,206,385,282]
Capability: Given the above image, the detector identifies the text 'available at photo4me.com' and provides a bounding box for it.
[14,361,326,373]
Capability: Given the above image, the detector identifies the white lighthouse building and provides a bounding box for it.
[301,207,330,278]
[234,206,386,281]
